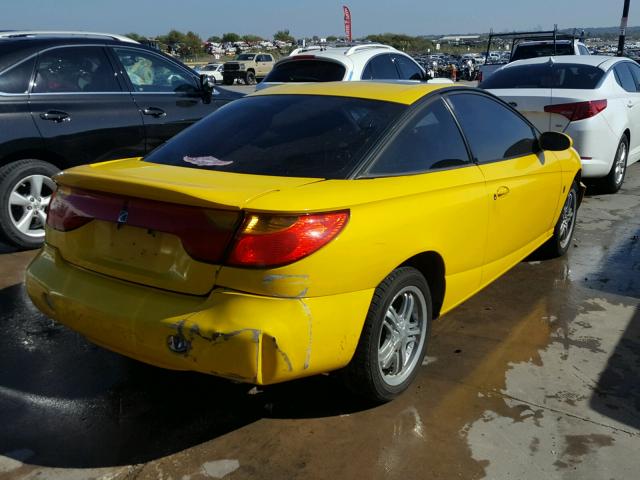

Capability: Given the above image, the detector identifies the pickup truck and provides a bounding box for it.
[223,53,275,85]
[478,30,590,82]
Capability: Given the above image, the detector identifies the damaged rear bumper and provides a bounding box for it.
[26,245,373,384]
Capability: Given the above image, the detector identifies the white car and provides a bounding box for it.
[482,55,640,192]
[256,44,427,91]
[197,63,224,83]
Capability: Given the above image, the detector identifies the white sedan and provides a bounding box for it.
[482,55,640,193]
[196,63,224,83]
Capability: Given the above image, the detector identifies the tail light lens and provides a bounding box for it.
[227,211,349,268]
[47,187,240,264]
[544,100,607,122]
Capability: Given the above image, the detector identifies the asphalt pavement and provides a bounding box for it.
[0,165,638,479]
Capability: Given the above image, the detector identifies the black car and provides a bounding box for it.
[0,31,242,248]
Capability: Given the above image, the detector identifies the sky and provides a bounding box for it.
[2,0,638,39]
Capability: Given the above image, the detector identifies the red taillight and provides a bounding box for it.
[47,187,240,263]
[544,100,607,122]
[227,211,349,268]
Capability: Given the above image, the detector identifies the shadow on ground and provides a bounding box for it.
[0,283,371,469]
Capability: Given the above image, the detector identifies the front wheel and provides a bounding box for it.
[538,180,579,258]
[344,267,432,403]
[244,71,256,85]
[0,159,59,249]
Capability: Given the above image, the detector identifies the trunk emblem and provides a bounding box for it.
[117,208,128,225]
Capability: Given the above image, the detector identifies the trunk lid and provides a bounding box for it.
[49,158,319,295]
[486,88,553,132]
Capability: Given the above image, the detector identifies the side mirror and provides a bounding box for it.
[538,131,572,151]
[200,74,215,104]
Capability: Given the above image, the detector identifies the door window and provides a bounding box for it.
[114,48,197,93]
[578,45,590,55]
[626,62,640,91]
[0,56,35,94]
[33,47,119,93]
[614,64,637,92]
[369,99,470,175]
[447,93,537,163]
[362,54,399,80]
[393,55,424,80]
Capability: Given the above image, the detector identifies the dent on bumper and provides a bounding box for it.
[26,245,373,384]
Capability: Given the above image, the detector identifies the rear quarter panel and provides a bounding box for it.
[216,166,489,314]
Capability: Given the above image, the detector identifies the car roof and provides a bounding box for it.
[285,44,400,66]
[503,55,623,71]
[250,81,464,105]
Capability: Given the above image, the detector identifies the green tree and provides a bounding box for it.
[222,32,240,43]
[207,35,222,43]
[326,35,338,42]
[183,30,204,55]
[273,29,294,43]
[241,34,263,45]
[124,32,147,42]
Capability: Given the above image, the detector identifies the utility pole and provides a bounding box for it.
[617,0,631,56]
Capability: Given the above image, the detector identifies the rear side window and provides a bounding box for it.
[0,57,35,94]
[362,54,399,80]
[510,43,574,62]
[265,60,346,82]
[33,47,119,93]
[448,93,537,163]
[614,64,638,92]
[144,95,407,179]
[481,63,604,89]
[393,55,424,81]
[369,99,470,175]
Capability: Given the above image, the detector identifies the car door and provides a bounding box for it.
[29,45,146,164]
[110,46,227,152]
[255,54,271,77]
[365,97,488,307]
[446,92,562,284]
[618,62,640,162]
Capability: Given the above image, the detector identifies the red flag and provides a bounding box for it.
[343,5,352,42]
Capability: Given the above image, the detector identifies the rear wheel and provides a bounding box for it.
[601,135,628,194]
[0,159,59,249]
[538,180,579,258]
[344,267,431,403]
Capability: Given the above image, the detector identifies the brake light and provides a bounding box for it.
[46,187,240,263]
[291,55,316,60]
[544,100,607,122]
[227,211,349,267]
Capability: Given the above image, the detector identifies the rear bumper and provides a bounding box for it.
[565,117,617,178]
[26,245,373,384]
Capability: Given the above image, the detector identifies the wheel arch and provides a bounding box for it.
[0,149,69,170]
[399,251,446,319]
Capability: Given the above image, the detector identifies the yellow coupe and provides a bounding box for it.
[26,82,582,402]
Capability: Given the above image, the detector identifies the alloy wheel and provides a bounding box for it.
[8,174,56,238]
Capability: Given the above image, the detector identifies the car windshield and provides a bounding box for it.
[236,54,255,61]
[144,94,407,179]
[266,60,346,82]
[480,63,605,89]
[510,43,574,61]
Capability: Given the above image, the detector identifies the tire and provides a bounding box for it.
[244,71,256,85]
[0,159,59,249]
[538,180,579,258]
[223,76,234,85]
[343,267,432,403]
[600,135,628,194]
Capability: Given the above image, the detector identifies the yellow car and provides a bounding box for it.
[26,82,582,402]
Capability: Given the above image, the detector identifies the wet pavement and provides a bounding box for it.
[1,165,639,480]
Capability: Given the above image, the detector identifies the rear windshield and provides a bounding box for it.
[481,63,605,89]
[510,43,574,62]
[265,60,346,83]
[144,94,406,179]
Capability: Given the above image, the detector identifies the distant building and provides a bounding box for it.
[439,35,481,44]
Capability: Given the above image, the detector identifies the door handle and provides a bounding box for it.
[493,186,510,200]
[627,101,635,108]
[39,110,70,123]
[142,107,167,118]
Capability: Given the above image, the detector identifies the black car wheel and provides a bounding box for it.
[0,159,59,249]
[223,76,234,85]
[600,135,628,194]
[245,71,256,85]
[538,180,579,258]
